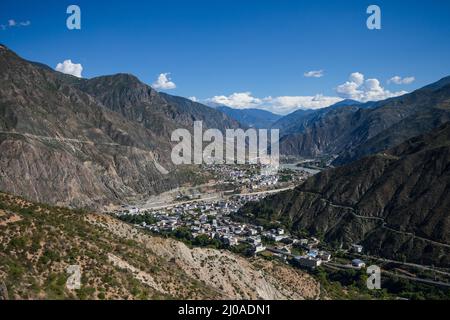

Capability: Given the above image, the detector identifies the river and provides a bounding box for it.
[280,163,321,175]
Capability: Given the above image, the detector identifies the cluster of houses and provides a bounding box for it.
[116,194,273,252]
[293,250,332,269]
[116,193,336,261]
[204,164,297,191]
[290,238,331,269]
[263,228,288,242]
[292,242,365,269]
[115,195,368,270]
[112,162,369,272]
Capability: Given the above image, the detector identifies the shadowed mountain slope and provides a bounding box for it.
[239,122,450,267]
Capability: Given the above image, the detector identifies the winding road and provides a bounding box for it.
[304,191,450,249]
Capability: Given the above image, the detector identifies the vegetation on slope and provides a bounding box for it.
[0,192,221,300]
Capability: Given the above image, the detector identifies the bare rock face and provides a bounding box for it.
[240,123,450,267]
[0,137,179,208]
[0,45,238,209]
[0,192,320,300]
[88,213,320,300]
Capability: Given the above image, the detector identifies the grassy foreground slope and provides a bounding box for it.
[0,192,319,300]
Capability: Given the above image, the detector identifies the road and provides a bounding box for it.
[0,131,121,146]
[0,130,171,175]
[322,262,450,287]
[381,270,450,287]
[353,253,450,276]
[304,191,450,249]
[142,195,221,210]
[140,186,295,211]
[238,186,295,197]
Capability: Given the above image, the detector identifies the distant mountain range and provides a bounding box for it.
[238,121,450,267]
[271,99,369,136]
[0,45,239,208]
[276,77,450,164]
[215,99,370,132]
[214,105,282,129]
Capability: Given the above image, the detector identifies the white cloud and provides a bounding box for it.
[200,72,411,115]
[349,72,364,86]
[206,92,262,109]
[304,70,324,78]
[188,96,198,102]
[1,19,31,30]
[262,95,342,114]
[336,72,407,102]
[388,76,415,85]
[152,73,176,90]
[55,59,83,78]
[204,92,342,115]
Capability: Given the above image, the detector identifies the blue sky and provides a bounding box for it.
[1,0,450,114]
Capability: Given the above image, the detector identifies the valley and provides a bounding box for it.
[238,122,450,269]
[108,162,450,300]
[0,44,449,300]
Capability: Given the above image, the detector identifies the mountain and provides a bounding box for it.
[278,77,450,163]
[159,95,241,131]
[238,122,450,267]
[74,74,239,133]
[0,45,239,209]
[215,106,282,129]
[272,99,371,137]
[327,99,362,108]
[271,108,320,136]
[278,106,365,156]
[0,191,319,299]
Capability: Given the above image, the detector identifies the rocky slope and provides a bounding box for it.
[278,106,362,156]
[0,192,319,300]
[76,75,239,134]
[239,122,450,267]
[272,99,365,137]
[0,45,238,209]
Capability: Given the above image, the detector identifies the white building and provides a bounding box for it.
[253,244,266,254]
[294,256,322,269]
[128,207,139,214]
[247,236,261,245]
[318,251,332,262]
[223,236,238,246]
[352,259,366,268]
[351,244,363,253]
[267,234,279,241]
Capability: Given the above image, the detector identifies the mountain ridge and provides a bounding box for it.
[277,76,450,163]
[215,105,282,128]
[0,46,238,209]
[238,122,450,266]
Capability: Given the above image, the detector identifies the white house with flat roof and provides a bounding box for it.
[294,256,322,269]
[351,244,363,253]
[352,259,366,268]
